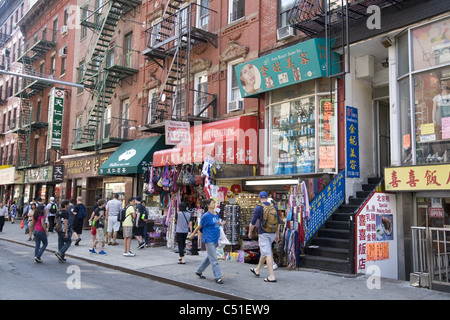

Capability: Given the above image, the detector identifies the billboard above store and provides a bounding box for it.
[234,38,341,98]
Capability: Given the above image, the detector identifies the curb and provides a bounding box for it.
[0,237,248,300]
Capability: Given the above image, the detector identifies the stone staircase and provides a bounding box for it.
[300,177,383,274]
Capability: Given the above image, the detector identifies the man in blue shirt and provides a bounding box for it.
[248,191,280,283]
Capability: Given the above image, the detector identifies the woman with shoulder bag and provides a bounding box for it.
[175,202,192,264]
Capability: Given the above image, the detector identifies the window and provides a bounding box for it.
[103,105,111,139]
[61,55,66,75]
[125,33,133,68]
[197,0,210,30]
[121,99,130,139]
[227,59,244,112]
[75,115,82,142]
[50,55,56,77]
[194,72,208,117]
[80,6,88,40]
[147,88,158,125]
[229,0,245,23]
[279,0,296,28]
[52,18,58,42]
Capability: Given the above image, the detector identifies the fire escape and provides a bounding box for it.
[13,28,56,168]
[142,0,218,133]
[72,0,141,151]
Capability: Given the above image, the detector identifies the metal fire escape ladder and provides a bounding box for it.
[143,1,218,131]
[73,0,140,151]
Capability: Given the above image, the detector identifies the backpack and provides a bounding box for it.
[54,210,69,233]
[76,205,86,219]
[261,203,279,233]
[49,203,57,214]
[118,205,130,222]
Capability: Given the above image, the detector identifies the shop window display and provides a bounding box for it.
[414,67,450,164]
[268,79,336,175]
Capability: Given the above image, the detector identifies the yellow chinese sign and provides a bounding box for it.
[385,164,450,191]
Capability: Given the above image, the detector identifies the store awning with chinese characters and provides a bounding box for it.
[153,116,258,167]
[234,38,341,98]
[385,164,450,191]
[99,135,170,175]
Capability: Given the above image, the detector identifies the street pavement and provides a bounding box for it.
[1,221,450,300]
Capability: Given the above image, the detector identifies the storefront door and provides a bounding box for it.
[375,98,390,177]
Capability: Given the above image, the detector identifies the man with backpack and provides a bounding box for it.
[248,191,280,283]
[45,197,58,232]
[54,200,71,262]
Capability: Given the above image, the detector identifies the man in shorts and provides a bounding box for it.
[122,197,136,257]
[106,193,122,245]
[248,191,280,283]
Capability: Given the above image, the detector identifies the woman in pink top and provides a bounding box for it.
[33,206,48,263]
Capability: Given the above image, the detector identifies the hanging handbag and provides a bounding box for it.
[194,164,203,185]
[161,163,171,191]
[183,165,195,185]
[176,165,184,185]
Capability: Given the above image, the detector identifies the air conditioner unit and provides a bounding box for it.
[228,100,243,112]
[58,47,67,57]
[277,26,296,41]
[60,25,68,35]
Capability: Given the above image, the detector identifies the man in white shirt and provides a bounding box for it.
[0,202,8,232]
[105,193,122,245]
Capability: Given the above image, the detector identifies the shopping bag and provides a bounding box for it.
[20,218,25,229]
[218,226,231,247]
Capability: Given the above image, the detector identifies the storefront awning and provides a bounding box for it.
[153,116,258,167]
[99,135,169,175]
[234,38,341,98]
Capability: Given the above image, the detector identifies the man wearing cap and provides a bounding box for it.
[248,191,280,283]
[45,197,58,233]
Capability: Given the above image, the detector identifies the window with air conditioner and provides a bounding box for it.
[227,60,244,113]
[277,0,297,41]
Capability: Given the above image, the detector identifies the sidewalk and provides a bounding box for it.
[1,221,450,300]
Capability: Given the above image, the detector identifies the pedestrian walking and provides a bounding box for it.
[90,199,107,255]
[9,201,17,224]
[88,196,101,251]
[175,202,192,264]
[248,191,280,283]
[0,202,7,232]
[105,193,122,245]
[32,205,48,263]
[45,197,58,232]
[142,200,149,247]
[189,199,224,284]
[54,200,71,262]
[72,196,87,246]
[27,202,37,241]
[133,196,147,250]
[122,197,136,257]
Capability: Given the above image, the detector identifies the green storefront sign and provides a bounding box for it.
[235,38,340,98]
[47,87,64,149]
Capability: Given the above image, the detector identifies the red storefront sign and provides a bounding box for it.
[153,116,258,166]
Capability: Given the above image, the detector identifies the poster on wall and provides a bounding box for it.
[355,192,398,279]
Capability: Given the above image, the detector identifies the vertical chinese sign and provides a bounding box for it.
[47,88,64,149]
[346,106,360,178]
[318,99,336,170]
[355,192,398,279]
